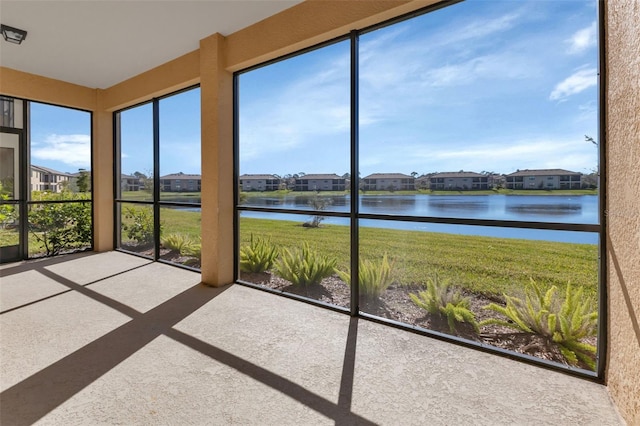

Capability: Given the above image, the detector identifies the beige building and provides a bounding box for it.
[30,165,73,193]
[239,174,280,191]
[295,174,346,191]
[160,172,202,192]
[1,1,638,423]
[362,173,415,191]
[427,171,488,190]
[505,169,582,190]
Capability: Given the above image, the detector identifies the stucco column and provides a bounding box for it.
[200,33,234,286]
[92,91,114,252]
[604,0,640,423]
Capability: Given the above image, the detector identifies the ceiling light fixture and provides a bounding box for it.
[1,24,28,44]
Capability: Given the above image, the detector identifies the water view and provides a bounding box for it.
[240,194,599,244]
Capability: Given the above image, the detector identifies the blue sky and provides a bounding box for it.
[30,0,598,178]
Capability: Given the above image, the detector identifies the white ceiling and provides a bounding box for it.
[0,0,302,89]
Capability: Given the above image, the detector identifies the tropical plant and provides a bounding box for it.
[409,273,478,334]
[122,206,155,246]
[274,242,337,286]
[336,253,395,300]
[161,233,197,255]
[239,234,279,273]
[481,280,598,369]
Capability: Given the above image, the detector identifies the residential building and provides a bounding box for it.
[160,172,202,192]
[427,171,488,190]
[121,174,142,191]
[30,165,73,193]
[362,173,415,191]
[295,174,346,191]
[504,169,582,190]
[239,174,280,191]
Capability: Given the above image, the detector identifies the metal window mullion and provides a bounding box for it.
[113,112,122,248]
[21,100,29,259]
[153,100,160,261]
[350,30,360,316]
[233,74,241,282]
[596,0,607,380]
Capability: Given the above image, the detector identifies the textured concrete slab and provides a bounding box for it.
[0,252,623,425]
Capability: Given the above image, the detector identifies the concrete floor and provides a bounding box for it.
[0,252,623,425]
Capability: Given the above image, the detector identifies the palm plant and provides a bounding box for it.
[481,279,598,369]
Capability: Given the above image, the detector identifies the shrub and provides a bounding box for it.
[336,254,394,300]
[28,191,92,256]
[240,234,279,273]
[274,242,337,286]
[304,194,332,228]
[162,233,197,255]
[122,206,155,246]
[409,274,478,334]
[481,280,598,369]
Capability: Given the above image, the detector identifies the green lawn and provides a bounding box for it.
[239,217,598,303]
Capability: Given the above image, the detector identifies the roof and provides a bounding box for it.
[239,174,280,180]
[31,165,72,176]
[298,174,343,180]
[505,169,581,177]
[363,173,414,180]
[160,173,202,180]
[429,171,485,178]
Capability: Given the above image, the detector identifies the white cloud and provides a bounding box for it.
[567,22,597,54]
[31,134,91,168]
[360,136,596,176]
[549,68,597,101]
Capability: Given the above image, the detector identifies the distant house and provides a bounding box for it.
[30,165,73,193]
[295,174,346,191]
[504,169,582,190]
[160,172,202,192]
[121,174,142,191]
[362,173,415,191]
[428,171,488,190]
[239,174,281,191]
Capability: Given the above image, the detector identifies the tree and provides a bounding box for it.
[77,169,90,192]
[304,194,332,228]
[411,171,418,178]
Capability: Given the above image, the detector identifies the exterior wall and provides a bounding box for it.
[296,178,345,191]
[364,178,414,191]
[161,178,201,192]
[604,0,640,423]
[30,168,72,193]
[430,177,484,190]
[505,175,581,190]
[240,178,279,191]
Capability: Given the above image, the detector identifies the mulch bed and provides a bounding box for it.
[240,272,595,370]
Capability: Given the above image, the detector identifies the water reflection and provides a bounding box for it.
[240,193,596,223]
[505,203,581,216]
[427,196,489,213]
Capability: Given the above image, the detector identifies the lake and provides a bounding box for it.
[240,194,599,244]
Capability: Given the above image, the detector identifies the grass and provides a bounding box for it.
[2,205,598,306]
[239,217,598,304]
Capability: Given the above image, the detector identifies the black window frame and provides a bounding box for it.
[233,0,606,380]
[113,84,201,272]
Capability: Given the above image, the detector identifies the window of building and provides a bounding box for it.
[236,0,602,377]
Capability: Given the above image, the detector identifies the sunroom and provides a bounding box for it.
[0,0,637,424]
